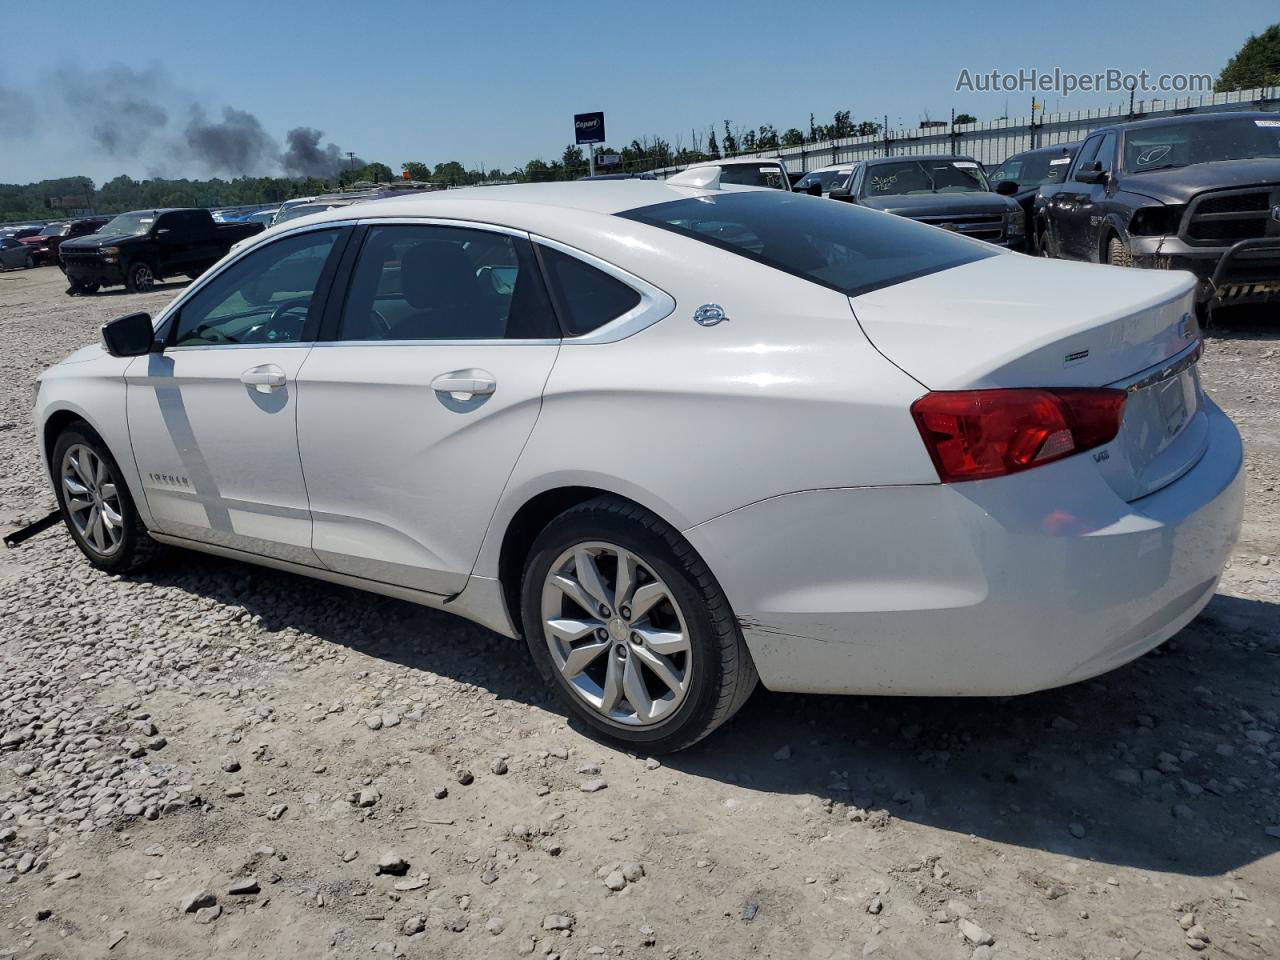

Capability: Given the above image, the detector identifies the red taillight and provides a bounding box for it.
[911,388,1127,483]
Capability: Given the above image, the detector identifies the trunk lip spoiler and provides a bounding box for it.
[1109,337,1203,394]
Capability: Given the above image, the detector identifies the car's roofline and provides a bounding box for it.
[1087,111,1280,137]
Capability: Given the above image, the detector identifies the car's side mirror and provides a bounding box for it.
[101,312,155,357]
[993,179,1019,196]
[1075,161,1107,184]
[805,182,824,197]
[828,186,854,202]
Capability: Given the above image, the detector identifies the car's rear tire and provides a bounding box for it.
[23,253,34,269]
[125,261,156,293]
[520,496,757,753]
[51,424,163,573]
[1107,235,1135,268]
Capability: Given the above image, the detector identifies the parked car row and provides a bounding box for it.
[721,109,1279,318]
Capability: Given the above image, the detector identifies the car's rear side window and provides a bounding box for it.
[538,246,641,336]
[618,191,997,297]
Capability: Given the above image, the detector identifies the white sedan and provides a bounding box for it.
[33,181,1243,752]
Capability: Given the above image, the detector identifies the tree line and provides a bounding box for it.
[0,109,896,222]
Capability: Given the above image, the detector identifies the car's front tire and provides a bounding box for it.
[520,496,757,753]
[51,424,162,573]
[1107,235,1136,268]
[125,261,156,293]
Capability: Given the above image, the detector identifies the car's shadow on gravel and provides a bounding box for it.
[1206,303,1280,341]
[74,281,190,299]
[668,592,1280,878]
[130,550,1278,879]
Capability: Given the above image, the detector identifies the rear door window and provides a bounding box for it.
[619,190,996,298]
[337,224,558,341]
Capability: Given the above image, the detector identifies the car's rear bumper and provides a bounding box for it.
[684,398,1244,696]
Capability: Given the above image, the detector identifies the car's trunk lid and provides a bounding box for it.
[849,254,1205,501]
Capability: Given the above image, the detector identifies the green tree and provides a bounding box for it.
[781,127,805,147]
[831,110,855,138]
[954,113,977,125]
[722,121,738,155]
[706,129,720,157]
[432,161,468,185]
[355,162,395,183]
[561,144,586,177]
[402,161,432,181]
[1216,24,1280,91]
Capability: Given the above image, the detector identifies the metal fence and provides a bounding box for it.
[650,86,1280,177]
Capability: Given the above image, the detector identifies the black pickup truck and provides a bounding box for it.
[823,155,1028,250]
[60,208,264,295]
[1034,112,1280,317]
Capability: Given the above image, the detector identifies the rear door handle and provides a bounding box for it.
[431,369,496,398]
[240,363,287,393]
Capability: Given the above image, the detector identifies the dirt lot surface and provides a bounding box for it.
[0,265,1277,960]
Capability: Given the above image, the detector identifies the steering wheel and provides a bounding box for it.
[261,297,312,342]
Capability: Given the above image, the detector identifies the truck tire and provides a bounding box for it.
[66,280,101,297]
[1106,235,1135,268]
[1037,224,1055,258]
[125,261,156,293]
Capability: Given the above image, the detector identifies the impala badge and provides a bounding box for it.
[693,303,729,327]
[1178,312,1195,340]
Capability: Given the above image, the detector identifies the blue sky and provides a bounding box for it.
[1,0,1275,184]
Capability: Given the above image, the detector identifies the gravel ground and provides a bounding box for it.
[0,264,1278,960]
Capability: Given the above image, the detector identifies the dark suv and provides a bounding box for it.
[986,143,1078,253]
[1035,112,1280,316]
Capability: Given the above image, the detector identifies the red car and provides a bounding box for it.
[22,217,109,267]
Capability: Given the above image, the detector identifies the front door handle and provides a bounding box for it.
[431,369,496,399]
[240,363,287,393]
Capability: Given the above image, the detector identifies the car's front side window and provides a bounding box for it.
[336,224,558,341]
[170,229,340,347]
[1071,136,1103,181]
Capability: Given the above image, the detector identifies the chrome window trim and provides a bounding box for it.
[150,221,349,337]
[530,233,675,344]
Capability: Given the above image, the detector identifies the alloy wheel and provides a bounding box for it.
[540,541,692,726]
[133,263,154,290]
[60,443,125,557]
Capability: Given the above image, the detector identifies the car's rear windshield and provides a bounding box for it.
[618,190,997,297]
